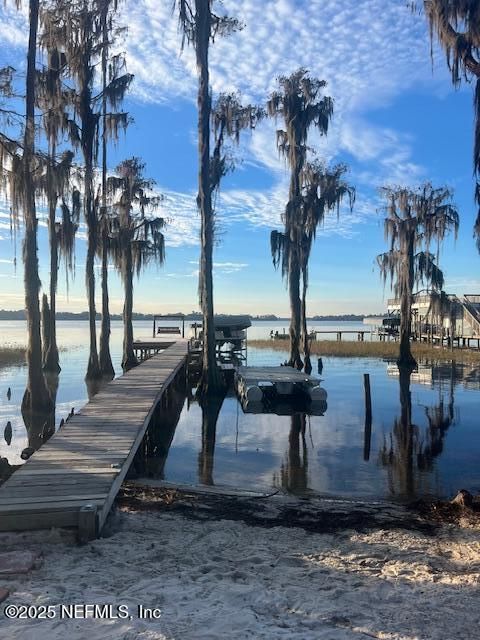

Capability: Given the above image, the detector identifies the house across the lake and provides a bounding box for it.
[380,291,480,345]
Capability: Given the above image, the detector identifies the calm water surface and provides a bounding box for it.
[1,320,479,500]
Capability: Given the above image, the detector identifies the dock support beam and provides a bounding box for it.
[78,504,98,543]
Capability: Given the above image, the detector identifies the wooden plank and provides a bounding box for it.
[12,468,119,476]
[2,483,112,494]
[0,341,187,534]
[0,499,105,514]
[0,494,108,506]
[6,475,116,486]
[2,483,112,492]
[0,511,79,532]
[97,348,187,531]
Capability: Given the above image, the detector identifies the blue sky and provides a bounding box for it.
[0,0,479,315]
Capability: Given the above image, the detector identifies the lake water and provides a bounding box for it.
[1,320,479,501]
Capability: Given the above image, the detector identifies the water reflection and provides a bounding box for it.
[21,372,58,453]
[380,364,456,500]
[198,393,224,486]
[277,414,309,494]
[133,372,187,478]
[85,375,111,401]
[3,328,480,500]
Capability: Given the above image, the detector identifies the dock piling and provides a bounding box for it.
[363,373,372,461]
[78,504,98,543]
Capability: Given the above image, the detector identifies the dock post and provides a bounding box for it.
[363,373,372,461]
[78,504,98,543]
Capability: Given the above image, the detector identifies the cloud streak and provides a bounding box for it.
[0,0,449,246]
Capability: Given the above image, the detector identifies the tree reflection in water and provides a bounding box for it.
[277,413,309,494]
[198,393,224,486]
[380,363,456,499]
[21,372,59,453]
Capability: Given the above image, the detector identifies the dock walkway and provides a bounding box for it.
[0,341,187,538]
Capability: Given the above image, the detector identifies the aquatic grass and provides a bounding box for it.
[0,346,26,368]
[250,339,480,365]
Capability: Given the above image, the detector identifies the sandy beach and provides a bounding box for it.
[0,491,479,640]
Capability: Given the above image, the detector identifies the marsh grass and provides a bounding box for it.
[0,346,26,368]
[250,339,480,365]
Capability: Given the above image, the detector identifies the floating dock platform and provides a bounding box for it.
[234,366,327,406]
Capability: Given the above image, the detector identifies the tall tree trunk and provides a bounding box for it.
[398,233,416,369]
[301,262,311,373]
[99,232,114,377]
[41,293,51,365]
[288,246,303,369]
[122,248,137,371]
[44,159,60,373]
[85,215,100,379]
[98,0,114,379]
[286,124,304,370]
[83,123,101,379]
[195,0,222,395]
[21,0,52,414]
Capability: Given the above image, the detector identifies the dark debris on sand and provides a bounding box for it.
[117,483,438,535]
[408,490,480,527]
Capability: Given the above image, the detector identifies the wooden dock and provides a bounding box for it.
[0,341,188,539]
[133,338,186,361]
[312,330,371,341]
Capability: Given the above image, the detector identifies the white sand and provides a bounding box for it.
[0,508,479,639]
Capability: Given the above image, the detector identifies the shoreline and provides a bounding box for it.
[250,338,480,364]
[0,490,479,639]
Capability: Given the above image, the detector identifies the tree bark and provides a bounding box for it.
[288,248,303,369]
[98,0,114,379]
[21,0,52,414]
[398,233,416,369]
[195,0,222,395]
[301,262,311,373]
[41,293,51,366]
[80,62,101,379]
[85,210,101,379]
[121,248,137,371]
[44,159,60,373]
[99,232,115,377]
[286,113,304,370]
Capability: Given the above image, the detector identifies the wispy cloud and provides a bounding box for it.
[0,0,448,244]
[444,278,480,292]
[166,261,249,279]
